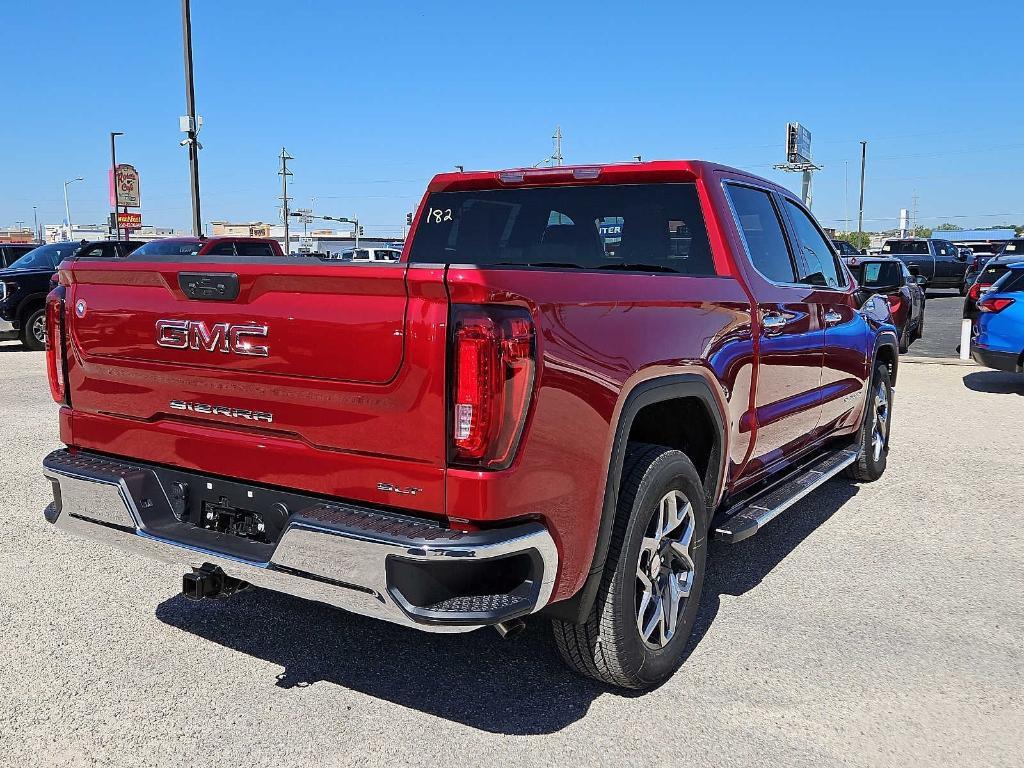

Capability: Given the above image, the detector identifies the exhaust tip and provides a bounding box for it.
[494,618,527,640]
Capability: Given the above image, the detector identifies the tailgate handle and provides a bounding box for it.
[179,272,239,301]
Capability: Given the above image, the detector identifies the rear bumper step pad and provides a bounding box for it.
[42,449,557,632]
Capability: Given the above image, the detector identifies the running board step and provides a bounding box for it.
[714,448,858,544]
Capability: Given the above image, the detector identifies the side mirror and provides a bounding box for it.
[907,265,921,277]
[915,275,927,285]
[860,248,868,255]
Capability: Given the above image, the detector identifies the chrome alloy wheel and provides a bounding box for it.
[871,379,890,463]
[635,490,696,649]
[32,313,46,345]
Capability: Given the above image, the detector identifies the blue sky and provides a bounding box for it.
[3,0,1021,236]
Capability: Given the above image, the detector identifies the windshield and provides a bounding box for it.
[131,240,202,258]
[6,243,80,271]
[408,183,715,275]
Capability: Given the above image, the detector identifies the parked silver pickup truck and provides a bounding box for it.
[880,237,967,290]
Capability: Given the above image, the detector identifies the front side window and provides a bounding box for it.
[408,183,715,275]
[725,184,795,283]
[784,200,843,289]
[234,242,275,257]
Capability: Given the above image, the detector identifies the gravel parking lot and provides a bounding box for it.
[1,341,1021,768]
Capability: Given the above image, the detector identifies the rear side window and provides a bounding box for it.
[408,183,715,275]
[784,200,844,289]
[991,268,1024,293]
[725,184,796,283]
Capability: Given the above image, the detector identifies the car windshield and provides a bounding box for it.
[1000,241,1023,256]
[6,243,79,270]
[832,240,860,256]
[408,183,715,275]
[131,240,202,257]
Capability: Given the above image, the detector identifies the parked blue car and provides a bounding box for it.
[972,262,1024,373]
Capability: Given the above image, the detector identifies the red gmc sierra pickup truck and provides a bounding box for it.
[42,160,898,689]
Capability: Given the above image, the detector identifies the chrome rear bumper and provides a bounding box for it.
[43,450,557,633]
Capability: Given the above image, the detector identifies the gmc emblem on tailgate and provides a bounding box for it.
[156,319,269,357]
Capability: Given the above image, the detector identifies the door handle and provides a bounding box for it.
[824,309,843,326]
[761,312,787,334]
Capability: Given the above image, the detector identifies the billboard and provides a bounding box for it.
[109,164,141,208]
[786,122,812,164]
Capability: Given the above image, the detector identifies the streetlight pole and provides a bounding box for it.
[63,177,83,242]
[33,206,39,243]
[110,131,124,241]
[181,0,202,236]
[857,140,867,241]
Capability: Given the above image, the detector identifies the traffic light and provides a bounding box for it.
[358,226,364,236]
[406,212,413,226]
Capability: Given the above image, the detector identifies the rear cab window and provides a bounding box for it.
[408,183,716,275]
[859,261,902,288]
[882,240,929,256]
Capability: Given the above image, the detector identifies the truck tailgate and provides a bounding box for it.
[62,260,450,513]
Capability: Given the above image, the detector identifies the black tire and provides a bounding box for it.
[898,323,909,354]
[843,362,892,482]
[21,306,46,351]
[551,443,708,689]
[912,307,925,341]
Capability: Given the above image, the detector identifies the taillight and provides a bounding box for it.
[978,296,1015,313]
[451,305,536,468]
[968,282,989,302]
[45,287,68,405]
[886,295,902,315]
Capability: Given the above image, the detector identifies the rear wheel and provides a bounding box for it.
[21,307,46,351]
[898,322,910,354]
[551,444,707,689]
[844,362,892,482]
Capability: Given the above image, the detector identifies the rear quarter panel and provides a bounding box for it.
[444,267,754,600]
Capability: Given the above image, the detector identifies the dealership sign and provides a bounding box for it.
[109,164,141,208]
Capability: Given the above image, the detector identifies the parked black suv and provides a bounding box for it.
[0,243,37,268]
[0,240,141,349]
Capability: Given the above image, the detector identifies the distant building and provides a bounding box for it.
[0,227,35,243]
[44,224,187,243]
[931,229,1016,242]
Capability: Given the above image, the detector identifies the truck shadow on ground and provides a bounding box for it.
[155,480,859,735]
[962,370,1024,395]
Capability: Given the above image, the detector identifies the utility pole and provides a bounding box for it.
[33,206,39,243]
[181,0,203,236]
[912,191,919,234]
[844,161,850,232]
[552,125,563,166]
[857,140,867,239]
[110,132,123,241]
[279,147,293,255]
